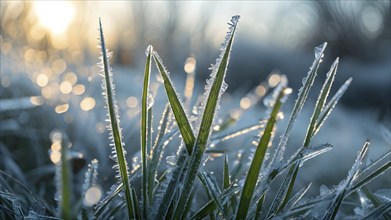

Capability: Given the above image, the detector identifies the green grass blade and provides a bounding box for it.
[153,52,195,155]
[131,187,141,219]
[98,18,134,219]
[173,15,240,219]
[236,87,289,220]
[148,104,172,201]
[191,200,217,220]
[141,45,153,217]
[58,138,72,220]
[255,192,266,220]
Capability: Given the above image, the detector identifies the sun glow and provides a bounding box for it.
[33,1,75,34]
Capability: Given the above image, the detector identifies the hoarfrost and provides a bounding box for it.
[314,42,327,62]
[166,154,178,166]
[98,20,129,182]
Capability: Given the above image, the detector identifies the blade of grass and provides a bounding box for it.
[350,160,391,194]
[303,58,339,149]
[131,187,141,219]
[98,18,134,219]
[58,138,72,220]
[153,52,195,155]
[321,141,370,220]
[315,77,352,134]
[271,42,328,163]
[287,183,312,208]
[141,45,153,217]
[148,104,172,201]
[268,59,340,218]
[172,15,240,219]
[235,86,290,220]
[255,192,266,220]
[210,123,263,147]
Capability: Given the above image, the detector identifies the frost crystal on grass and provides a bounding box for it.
[195,15,240,138]
[98,21,129,183]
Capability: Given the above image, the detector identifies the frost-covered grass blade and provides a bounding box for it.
[141,45,153,217]
[148,104,173,200]
[268,58,342,218]
[98,18,134,219]
[321,141,370,220]
[153,51,195,155]
[271,42,327,164]
[172,15,240,219]
[235,86,290,220]
[55,136,72,220]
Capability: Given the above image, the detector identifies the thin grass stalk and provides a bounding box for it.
[255,192,266,220]
[269,59,340,217]
[98,18,134,219]
[271,42,327,164]
[235,87,289,220]
[172,15,240,219]
[148,104,171,201]
[141,45,153,217]
[322,141,370,220]
[59,139,72,220]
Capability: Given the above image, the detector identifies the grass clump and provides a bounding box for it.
[1,15,390,220]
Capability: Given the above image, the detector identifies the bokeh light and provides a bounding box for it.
[268,74,281,88]
[80,97,96,111]
[240,97,252,109]
[126,96,138,108]
[55,104,69,114]
[184,56,196,74]
[84,186,102,206]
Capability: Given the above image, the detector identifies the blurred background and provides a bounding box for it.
[1,0,390,202]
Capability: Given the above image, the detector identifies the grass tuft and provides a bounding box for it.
[0,15,389,220]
